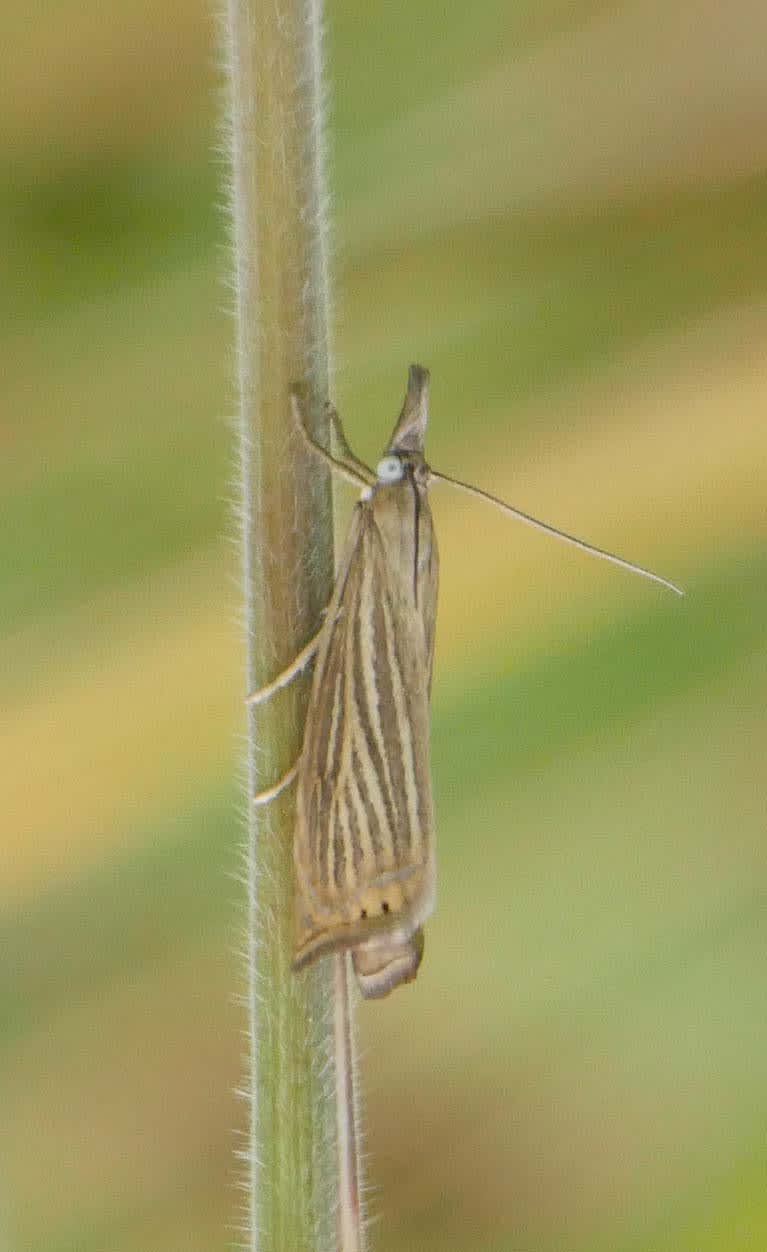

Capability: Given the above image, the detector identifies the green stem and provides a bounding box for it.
[223,1,360,1248]
[334,954,363,1252]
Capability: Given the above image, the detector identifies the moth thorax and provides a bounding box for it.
[351,927,425,999]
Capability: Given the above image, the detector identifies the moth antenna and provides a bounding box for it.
[430,470,684,596]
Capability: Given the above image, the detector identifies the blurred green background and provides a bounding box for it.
[2,2,766,1249]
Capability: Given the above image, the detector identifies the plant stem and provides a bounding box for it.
[223,1,360,1249]
[334,955,362,1252]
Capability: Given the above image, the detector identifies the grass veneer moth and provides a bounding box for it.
[249,365,682,998]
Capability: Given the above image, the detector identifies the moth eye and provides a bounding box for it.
[376,455,404,483]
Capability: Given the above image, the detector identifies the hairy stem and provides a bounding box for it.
[223,1,361,1249]
[334,954,362,1252]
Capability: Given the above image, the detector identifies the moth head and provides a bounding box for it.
[386,363,430,457]
[375,451,431,490]
[351,926,425,999]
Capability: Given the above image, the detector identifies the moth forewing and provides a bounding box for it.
[292,366,439,998]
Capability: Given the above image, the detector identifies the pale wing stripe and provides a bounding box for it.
[366,559,410,848]
[324,668,344,780]
[337,786,358,890]
[345,753,377,880]
[357,536,399,825]
[354,671,400,863]
[307,778,322,886]
[311,667,343,889]
[374,583,412,855]
[350,720,391,870]
[351,560,400,866]
[333,605,361,891]
[380,591,422,859]
[318,780,335,893]
[331,788,353,892]
[326,791,338,891]
[347,707,382,856]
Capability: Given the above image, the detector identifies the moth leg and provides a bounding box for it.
[291,392,374,490]
[247,631,322,705]
[252,759,300,807]
[325,403,375,483]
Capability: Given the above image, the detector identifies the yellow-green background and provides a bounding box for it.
[2,2,766,1249]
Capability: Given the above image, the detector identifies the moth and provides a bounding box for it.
[249,365,681,998]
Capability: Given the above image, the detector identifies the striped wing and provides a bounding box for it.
[293,495,438,968]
